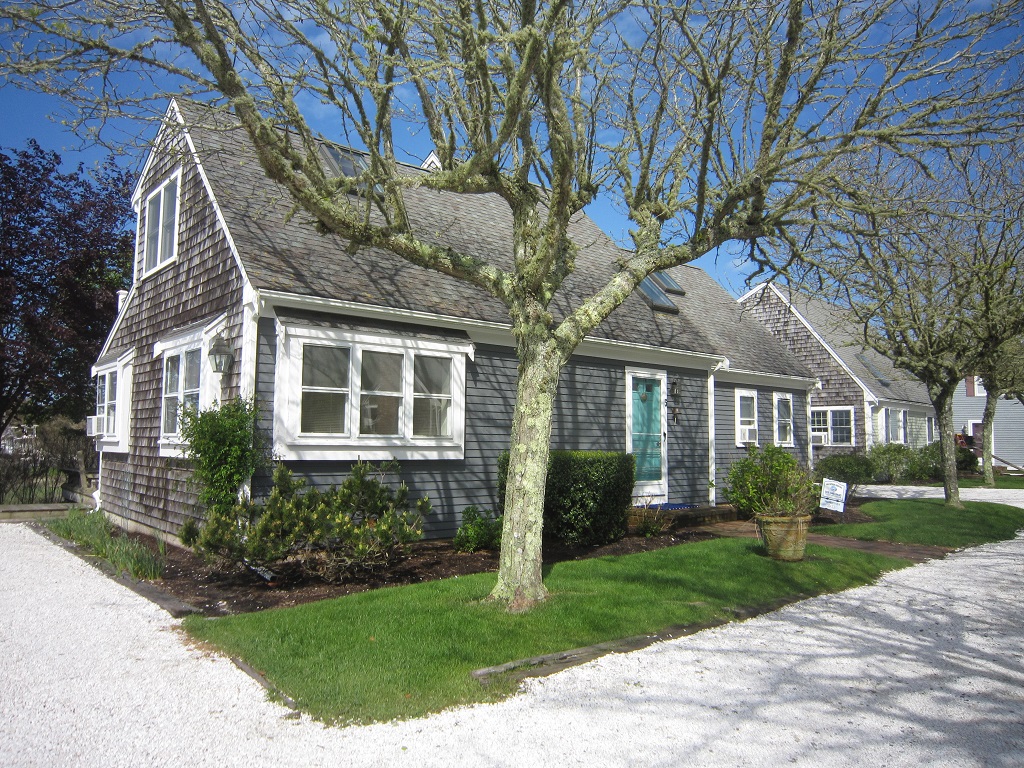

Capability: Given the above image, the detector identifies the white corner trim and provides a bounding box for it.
[708,371,717,505]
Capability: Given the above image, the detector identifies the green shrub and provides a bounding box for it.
[813,452,874,498]
[48,508,164,580]
[453,506,502,552]
[957,447,980,473]
[725,445,816,518]
[912,441,979,479]
[497,450,635,547]
[191,461,428,583]
[867,443,917,483]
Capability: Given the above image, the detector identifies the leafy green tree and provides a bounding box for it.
[3,0,1020,606]
[0,141,133,432]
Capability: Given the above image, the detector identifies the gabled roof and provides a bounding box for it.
[742,283,931,406]
[170,101,813,380]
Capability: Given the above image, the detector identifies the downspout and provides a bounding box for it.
[708,358,729,505]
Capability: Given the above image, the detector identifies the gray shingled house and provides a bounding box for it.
[90,100,817,541]
[953,377,1024,471]
[740,283,936,462]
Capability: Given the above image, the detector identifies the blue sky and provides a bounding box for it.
[0,83,755,296]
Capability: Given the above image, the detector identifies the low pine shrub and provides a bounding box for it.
[191,461,428,583]
[453,506,502,552]
[497,450,635,547]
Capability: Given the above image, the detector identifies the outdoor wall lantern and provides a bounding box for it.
[209,334,235,374]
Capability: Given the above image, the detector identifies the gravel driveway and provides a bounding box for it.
[2,487,1023,767]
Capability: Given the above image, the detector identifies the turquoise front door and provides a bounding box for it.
[629,372,666,499]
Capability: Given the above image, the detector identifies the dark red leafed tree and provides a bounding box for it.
[0,141,134,432]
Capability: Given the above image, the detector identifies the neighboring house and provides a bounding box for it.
[90,100,817,542]
[739,283,936,461]
[953,377,1024,471]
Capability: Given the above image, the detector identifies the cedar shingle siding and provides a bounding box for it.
[98,129,245,536]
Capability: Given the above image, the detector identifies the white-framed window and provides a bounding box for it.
[884,407,906,444]
[276,325,473,460]
[90,350,134,452]
[735,388,759,447]
[773,392,794,447]
[153,319,223,457]
[927,415,936,443]
[162,348,201,438]
[142,171,181,275]
[810,407,854,446]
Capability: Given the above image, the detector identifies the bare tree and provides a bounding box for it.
[3,0,1021,607]
[808,147,1024,507]
[976,335,1024,483]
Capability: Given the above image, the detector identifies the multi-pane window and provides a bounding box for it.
[144,174,179,273]
[281,327,470,460]
[774,393,793,446]
[360,351,403,435]
[162,349,201,437]
[296,343,457,440]
[735,389,758,446]
[413,356,452,437]
[811,408,853,446]
[301,345,349,434]
[94,371,117,437]
[884,407,906,444]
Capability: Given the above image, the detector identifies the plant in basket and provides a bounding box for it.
[725,445,817,561]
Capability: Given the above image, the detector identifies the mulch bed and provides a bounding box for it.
[137,528,717,617]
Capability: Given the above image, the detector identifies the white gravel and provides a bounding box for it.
[2,488,1023,767]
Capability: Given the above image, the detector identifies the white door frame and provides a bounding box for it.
[625,367,668,502]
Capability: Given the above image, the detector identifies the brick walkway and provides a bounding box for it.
[696,518,952,563]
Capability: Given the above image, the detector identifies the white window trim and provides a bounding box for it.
[141,169,182,279]
[91,350,134,453]
[735,388,759,448]
[153,318,224,458]
[275,324,473,461]
[885,407,907,444]
[773,392,794,447]
[927,415,936,443]
[811,407,855,447]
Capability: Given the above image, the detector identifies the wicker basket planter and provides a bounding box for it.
[756,514,813,561]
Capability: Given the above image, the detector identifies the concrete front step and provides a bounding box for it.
[0,503,74,523]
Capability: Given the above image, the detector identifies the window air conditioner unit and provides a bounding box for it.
[739,426,758,444]
[810,433,827,445]
[86,416,101,437]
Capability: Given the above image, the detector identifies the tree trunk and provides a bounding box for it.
[934,392,963,509]
[981,389,998,487]
[488,335,564,612]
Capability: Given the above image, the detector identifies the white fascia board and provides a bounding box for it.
[737,282,768,303]
[716,367,819,391]
[259,289,730,372]
[92,348,135,377]
[758,283,878,404]
[876,396,936,414]
[95,284,138,363]
[131,100,182,206]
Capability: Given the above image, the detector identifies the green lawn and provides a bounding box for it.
[184,537,908,724]
[815,498,1024,548]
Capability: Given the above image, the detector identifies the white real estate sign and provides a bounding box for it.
[819,478,848,514]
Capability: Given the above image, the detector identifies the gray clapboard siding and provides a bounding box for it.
[953,380,1024,468]
[714,382,809,495]
[255,316,719,538]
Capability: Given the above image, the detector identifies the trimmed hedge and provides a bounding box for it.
[497,450,635,547]
[813,452,874,497]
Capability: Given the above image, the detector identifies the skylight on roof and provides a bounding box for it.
[651,270,685,295]
[318,144,384,197]
[638,277,679,313]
